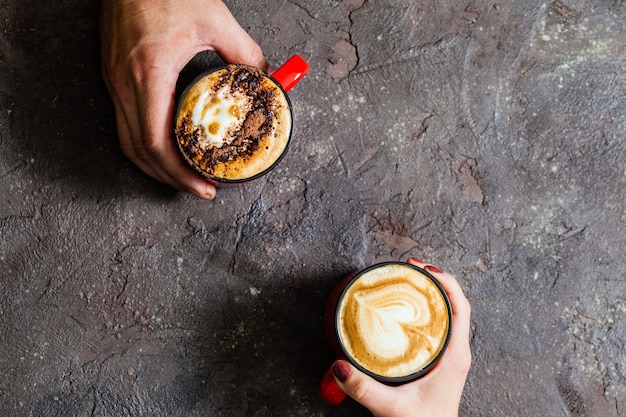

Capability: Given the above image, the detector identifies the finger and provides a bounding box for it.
[102,55,175,185]
[115,78,186,189]
[116,104,160,180]
[133,64,217,199]
[406,258,472,374]
[106,76,169,183]
[101,1,216,199]
[115,79,216,199]
[331,360,400,417]
[199,2,269,70]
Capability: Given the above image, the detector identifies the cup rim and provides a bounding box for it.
[334,261,453,385]
[174,63,294,184]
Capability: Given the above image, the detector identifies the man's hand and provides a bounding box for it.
[100,0,269,198]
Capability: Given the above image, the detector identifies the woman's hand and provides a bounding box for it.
[331,257,472,417]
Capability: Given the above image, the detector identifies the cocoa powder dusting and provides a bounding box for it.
[242,110,266,138]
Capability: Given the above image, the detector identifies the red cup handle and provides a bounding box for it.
[271,55,309,92]
[318,365,347,405]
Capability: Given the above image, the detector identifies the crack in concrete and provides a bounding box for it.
[356,33,460,75]
[228,197,263,274]
[324,0,366,81]
[346,0,366,70]
[284,0,317,22]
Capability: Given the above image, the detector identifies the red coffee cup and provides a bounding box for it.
[319,261,453,405]
[174,55,309,186]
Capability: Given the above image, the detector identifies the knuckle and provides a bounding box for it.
[141,134,162,156]
[105,51,150,91]
[349,378,372,402]
[247,46,266,66]
[103,64,127,93]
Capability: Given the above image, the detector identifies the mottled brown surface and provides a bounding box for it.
[1,1,625,416]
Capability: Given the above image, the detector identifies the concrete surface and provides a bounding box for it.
[1,0,625,416]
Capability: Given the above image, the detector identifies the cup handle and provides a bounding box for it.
[271,55,310,92]
[318,365,348,405]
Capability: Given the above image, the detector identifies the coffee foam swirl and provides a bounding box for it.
[175,65,292,181]
[338,264,449,378]
[192,87,252,148]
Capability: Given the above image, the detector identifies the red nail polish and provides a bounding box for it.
[408,257,424,264]
[332,360,352,383]
[425,265,444,274]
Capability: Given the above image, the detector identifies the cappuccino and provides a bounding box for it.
[175,65,292,183]
[336,262,451,380]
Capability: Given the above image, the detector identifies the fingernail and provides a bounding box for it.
[408,257,424,264]
[205,184,216,200]
[425,265,444,274]
[331,360,352,383]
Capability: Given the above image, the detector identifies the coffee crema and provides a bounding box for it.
[337,263,450,379]
[175,65,292,182]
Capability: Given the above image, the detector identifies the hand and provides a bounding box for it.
[331,258,472,417]
[100,0,269,198]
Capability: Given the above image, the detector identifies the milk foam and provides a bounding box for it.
[338,264,449,378]
[192,87,252,148]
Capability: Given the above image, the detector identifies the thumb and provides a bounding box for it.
[201,3,269,71]
[212,27,268,71]
[332,360,397,415]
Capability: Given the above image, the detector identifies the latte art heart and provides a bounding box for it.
[355,283,432,360]
[338,264,450,378]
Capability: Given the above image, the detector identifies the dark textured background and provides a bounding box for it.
[1,1,625,416]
